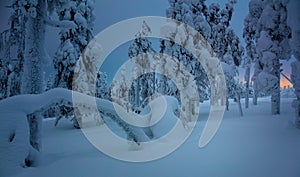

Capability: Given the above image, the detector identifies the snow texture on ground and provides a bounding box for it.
[3,96,298,177]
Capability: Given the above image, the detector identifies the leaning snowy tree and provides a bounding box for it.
[7,0,80,152]
[0,88,150,175]
[246,0,292,114]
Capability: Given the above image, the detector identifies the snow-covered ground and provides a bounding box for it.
[4,96,299,177]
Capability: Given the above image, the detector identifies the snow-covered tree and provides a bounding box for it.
[3,0,80,155]
[16,0,49,153]
[243,0,263,107]
[203,0,245,111]
[291,56,300,128]
[221,54,243,116]
[163,0,210,102]
[222,27,244,114]
[205,1,238,59]
[53,0,95,89]
[243,56,253,108]
[0,88,150,175]
[0,58,7,100]
[45,74,54,91]
[246,0,292,114]
[190,0,211,41]
[224,27,243,66]
[95,72,109,100]
[0,1,26,100]
[46,0,95,128]
[290,5,300,128]
[42,74,59,118]
[110,67,131,113]
[163,0,243,114]
[128,21,155,112]
[53,39,77,88]
[205,1,244,114]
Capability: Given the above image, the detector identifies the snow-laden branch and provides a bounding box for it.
[31,4,76,29]
[0,88,72,114]
[44,15,76,29]
[1,88,109,116]
[0,88,149,143]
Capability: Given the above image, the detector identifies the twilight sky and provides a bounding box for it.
[1,0,299,88]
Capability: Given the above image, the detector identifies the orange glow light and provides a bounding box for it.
[280,75,293,89]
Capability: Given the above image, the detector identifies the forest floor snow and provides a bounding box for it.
[11,97,300,177]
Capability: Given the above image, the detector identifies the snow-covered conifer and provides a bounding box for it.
[53,0,95,89]
[128,21,154,111]
[163,0,210,102]
[4,0,85,154]
[0,0,26,99]
[246,0,292,114]
[290,5,300,128]
[243,0,263,107]
[95,72,109,100]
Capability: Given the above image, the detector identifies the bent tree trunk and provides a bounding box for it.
[0,88,149,173]
[1,88,149,145]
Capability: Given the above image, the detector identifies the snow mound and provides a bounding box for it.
[0,88,73,176]
[0,89,185,176]
[140,96,180,139]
